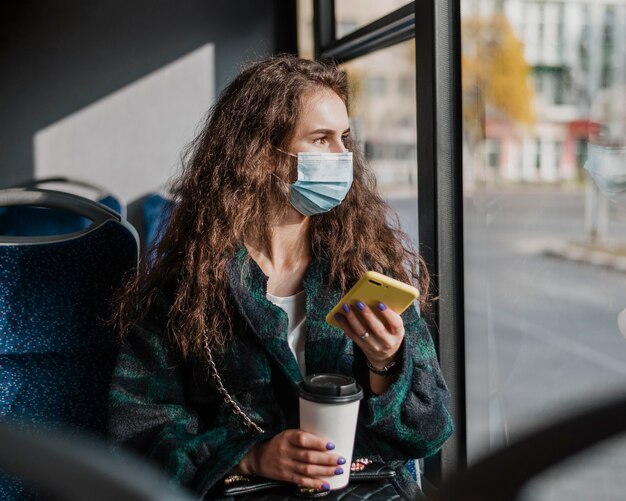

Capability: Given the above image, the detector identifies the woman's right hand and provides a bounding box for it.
[238,429,346,490]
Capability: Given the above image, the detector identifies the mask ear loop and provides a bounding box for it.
[271,146,299,186]
[273,146,298,159]
[270,171,299,221]
[271,172,291,190]
[270,150,296,199]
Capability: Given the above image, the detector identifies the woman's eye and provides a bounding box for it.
[313,137,327,144]
[341,135,350,145]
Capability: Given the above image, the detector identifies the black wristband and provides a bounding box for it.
[366,358,401,377]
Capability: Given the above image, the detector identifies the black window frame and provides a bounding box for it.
[311,0,467,484]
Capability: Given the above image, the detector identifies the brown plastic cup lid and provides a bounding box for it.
[298,373,364,404]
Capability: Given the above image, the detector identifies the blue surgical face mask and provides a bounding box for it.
[284,152,354,216]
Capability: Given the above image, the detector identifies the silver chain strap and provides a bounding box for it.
[203,330,265,434]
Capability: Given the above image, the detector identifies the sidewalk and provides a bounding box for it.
[544,241,626,273]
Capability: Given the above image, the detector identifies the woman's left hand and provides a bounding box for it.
[333,301,404,370]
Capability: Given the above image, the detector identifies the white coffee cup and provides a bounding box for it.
[298,373,364,490]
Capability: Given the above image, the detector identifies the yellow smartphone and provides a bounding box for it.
[325,271,419,328]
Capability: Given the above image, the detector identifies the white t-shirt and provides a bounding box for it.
[266,290,306,376]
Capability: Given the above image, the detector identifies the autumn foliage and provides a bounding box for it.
[462,13,535,145]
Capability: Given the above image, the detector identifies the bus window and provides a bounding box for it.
[462,0,626,498]
[340,41,419,245]
[335,0,412,38]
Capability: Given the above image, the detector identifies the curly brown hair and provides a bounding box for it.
[114,54,431,358]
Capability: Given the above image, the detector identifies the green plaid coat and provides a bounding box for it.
[108,248,453,499]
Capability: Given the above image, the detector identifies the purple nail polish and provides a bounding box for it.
[337,457,346,465]
[333,313,342,321]
[377,302,387,311]
[322,483,331,491]
[355,300,365,311]
[326,442,335,450]
[342,303,350,313]
[335,467,344,475]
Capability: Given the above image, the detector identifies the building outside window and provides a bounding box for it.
[367,76,387,96]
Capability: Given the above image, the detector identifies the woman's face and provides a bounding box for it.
[286,89,350,154]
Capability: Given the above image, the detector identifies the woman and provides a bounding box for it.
[108,55,453,499]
